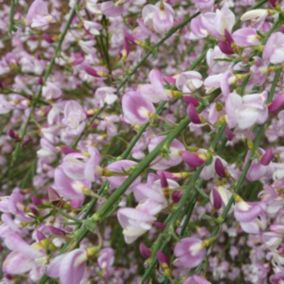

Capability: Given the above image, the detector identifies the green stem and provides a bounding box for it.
[8,0,80,171]
[72,105,106,148]
[117,11,200,92]
[9,0,16,35]
[62,92,219,255]
[121,102,166,159]
[189,68,282,279]
[141,124,225,282]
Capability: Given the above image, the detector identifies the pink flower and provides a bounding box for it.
[263,32,284,64]
[63,101,87,130]
[175,71,203,94]
[218,30,235,55]
[214,158,226,177]
[247,161,270,181]
[0,188,33,222]
[106,160,139,190]
[210,186,232,209]
[148,136,184,170]
[0,95,12,114]
[47,249,87,284]
[134,179,179,208]
[269,94,284,113]
[138,69,168,103]
[210,187,223,209]
[61,147,101,182]
[232,27,260,47]
[234,199,264,233]
[187,104,201,124]
[98,248,114,270]
[191,0,214,11]
[95,87,117,107]
[142,3,175,34]
[2,233,46,281]
[117,200,162,244]
[202,7,235,39]
[42,82,62,100]
[182,151,205,169]
[100,1,123,17]
[260,148,274,165]
[174,237,206,269]
[122,91,155,125]
[139,242,151,258]
[53,166,90,205]
[225,92,268,129]
[184,275,212,284]
[190,16,208,39]
[26,0,54,29]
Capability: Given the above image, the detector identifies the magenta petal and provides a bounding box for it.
[260,148,274,165]
[268,94,284,113]
[187,104,201,124]
[211,188,223,209]
[84,65,100,77]
[159,171,168,188]
[215,158,226,177]
[157,251,169,264]
[183,96,200,106]
[139,242,151,258]
[182,151,204,168]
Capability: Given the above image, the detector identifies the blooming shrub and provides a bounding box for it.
[0,0,283,283]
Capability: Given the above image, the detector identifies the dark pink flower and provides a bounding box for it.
[269,94,284,113]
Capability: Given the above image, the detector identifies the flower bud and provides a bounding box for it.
[36,230,46,241]
[268,94,284,113]
[210,188,223,210]
[240,9,268,22]
[187,104,201,124]
[157,251,169,265]
[218,30,235,55]
[182,151,205,169]
[159,171,169,188]
[215,158,226,177]
[139,242,151,259]
[61,146,77,155]
[84,65,100,77]
[225,127,234,141]
[172,190,182,203]
[260,148,273,165]
[183,96,199,106]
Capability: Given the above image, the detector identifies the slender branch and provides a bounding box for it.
[141,124,225,282]
[9,0,17,35]
[8,0,80,172]
[72,106,106,148]
[117,11,200,92]
[186,68,282,280]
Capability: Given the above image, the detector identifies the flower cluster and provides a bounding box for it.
[0,0,283,283]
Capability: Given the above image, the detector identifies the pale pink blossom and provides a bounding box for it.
[225,92,268,129]
[142,3,175,34]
